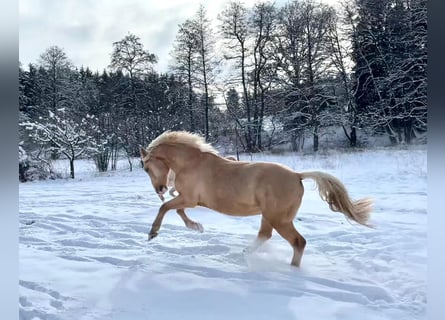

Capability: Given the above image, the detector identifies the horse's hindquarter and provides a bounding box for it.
[254,163,304,221]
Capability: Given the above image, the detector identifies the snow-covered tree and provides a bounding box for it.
[248,1,276,150]
[19,142,60,182]
[276,0,337,152]
[327,6,360,147]
[20,109,98,179]
[348,0,427,144]
[219,1,254,151]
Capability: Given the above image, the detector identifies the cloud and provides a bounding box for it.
[19,0,340,73]
[20,0,209,72]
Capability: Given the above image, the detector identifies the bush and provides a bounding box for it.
[19,145,61,182]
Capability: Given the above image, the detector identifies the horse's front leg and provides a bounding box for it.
[176,209,204,233]
[148,195,191,240]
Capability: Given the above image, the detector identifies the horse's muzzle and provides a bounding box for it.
[156,185,168,201]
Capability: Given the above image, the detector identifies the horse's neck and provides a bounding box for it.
[159,144,200,172]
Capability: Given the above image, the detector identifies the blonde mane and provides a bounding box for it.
[146,131,219,155]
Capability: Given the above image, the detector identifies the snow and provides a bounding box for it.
[19,147,427,320]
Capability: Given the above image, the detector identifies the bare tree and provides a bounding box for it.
[170,19,200,132]
[276,0,336,152]
[219,1,254,151]
[109,33,157,78]
[38,46,73,113]
[327,4,359,147]
[194,5,216,140]
[109,33,158,159]
[249,1,276,150]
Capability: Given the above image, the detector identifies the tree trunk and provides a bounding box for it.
[69,159,75,179]
[240,42,252,152]
[313,127,319,152]
[204,87,209,140]
[19,163,28,182]
[257,91,265,150]
[342,125,357,148]
[350,127,357,147]
[386,125,398,145]
[127,156,133,172]
[188,55,194,132]
[404,118,413,144]
[202,52,209,141]
[111,144,118,171]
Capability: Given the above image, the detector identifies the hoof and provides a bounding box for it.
[195,222,204,233]
[148,232,158,241]
[186,222,204,233]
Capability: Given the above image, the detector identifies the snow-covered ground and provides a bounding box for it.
[19,147,427,320]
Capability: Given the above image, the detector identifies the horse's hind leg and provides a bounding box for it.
[273,222,306,267]
[176,209,204,233]
[244,217,273,253]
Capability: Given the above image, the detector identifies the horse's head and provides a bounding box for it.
[140,147,169,200]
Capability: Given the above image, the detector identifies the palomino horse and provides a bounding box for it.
[140,131,373,267]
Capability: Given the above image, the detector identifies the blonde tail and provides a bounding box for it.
[300,171,373,227]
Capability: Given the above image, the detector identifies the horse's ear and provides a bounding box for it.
[140,146,148,159]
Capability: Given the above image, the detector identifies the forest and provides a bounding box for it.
[18,0,427,181]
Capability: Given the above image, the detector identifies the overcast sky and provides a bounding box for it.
[19,0,339,74]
